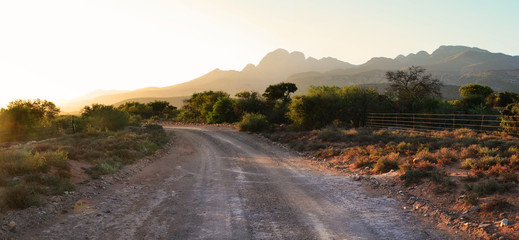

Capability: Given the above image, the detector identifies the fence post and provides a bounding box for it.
[480,115,484,131]
[412,113,415,130]
[71,115,76,134]
[452,114,455,130]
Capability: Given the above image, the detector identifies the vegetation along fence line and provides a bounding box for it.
[367,113,517,133]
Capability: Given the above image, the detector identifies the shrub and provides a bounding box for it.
[207,97,238,123]
[308,142,326,150]
[460,144,478,158]
[464,178,512,196]
[373,153,400,173]
[400,169,430,185]
[25,174,74,195]
[461,158,477,169]
[396,142,413,154]
[353,156,373,169]
[414,149,436,163]
[91,158,122,178]
[237,113,269,132]
[178,91,229,123]
[481,197,513,212]
[288,142,306,151]
[463,193,479,205]
[500,103,519,134]
[434,147,458,165]
[315,148,340,158]
[288,85,387,130]
[0,99,61,142]
[2,183,41,209]
[476,146,499,157]
[80,104,129,132]
[317,126,344,142]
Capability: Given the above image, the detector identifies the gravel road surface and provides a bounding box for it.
[20,126,458,239]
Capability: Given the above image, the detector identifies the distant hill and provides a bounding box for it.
[61,46,519,112]
[287,46,519,95]
[61,49,354,112]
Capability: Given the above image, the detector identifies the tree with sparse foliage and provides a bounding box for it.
[233,91,268,118]
[386,66,442,112]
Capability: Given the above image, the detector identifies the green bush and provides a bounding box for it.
[25,174,74,195]
[138,138,160,156]
[288,86,389,130]
[207,97,238,123]
[0,99,61,142]
[400,169,430,185]
[90,158,122,178]
[178,91,229,123]
[80,104,129,132]
[237,113,269,132]
[464,178,512,196]
[373,154,399,173]
[2,183,41,209]
[500,103,519,134]
[317,126,344,142]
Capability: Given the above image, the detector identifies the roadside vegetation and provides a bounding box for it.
[171,66,518,238]
[0,100,172,210]
[173,66,519,134]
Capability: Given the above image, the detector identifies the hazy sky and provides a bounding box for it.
[1,0,518,107]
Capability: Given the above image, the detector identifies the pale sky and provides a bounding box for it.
[1,0,518,108]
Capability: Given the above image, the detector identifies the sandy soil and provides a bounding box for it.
[15,126,463,239]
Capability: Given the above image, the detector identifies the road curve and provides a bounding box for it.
[21,126,457,239]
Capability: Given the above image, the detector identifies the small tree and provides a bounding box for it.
[0,99,60,141]
[207,97,237,123]
[492,91,519,108]
[177,91,229,123]
[118,102,152,119]
[386,66,442,112]
[233,91,268,118]
[457,84,494,111]
[288,85,387,130]
[262,82,297,124]
[263,82,297,102]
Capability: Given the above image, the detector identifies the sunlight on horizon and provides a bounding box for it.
[1,0,518,108]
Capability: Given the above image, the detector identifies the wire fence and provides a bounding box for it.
[366,113,517,134]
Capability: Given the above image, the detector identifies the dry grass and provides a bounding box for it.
[265,127,518,199]
[0,124,169,209]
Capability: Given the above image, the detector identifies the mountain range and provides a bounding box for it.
[61,46,519,112]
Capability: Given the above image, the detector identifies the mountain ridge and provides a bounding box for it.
[60,46,519,112]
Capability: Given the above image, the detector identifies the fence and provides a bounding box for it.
[366,113,513,133]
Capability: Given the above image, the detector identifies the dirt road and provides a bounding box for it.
[20,126,459,239]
